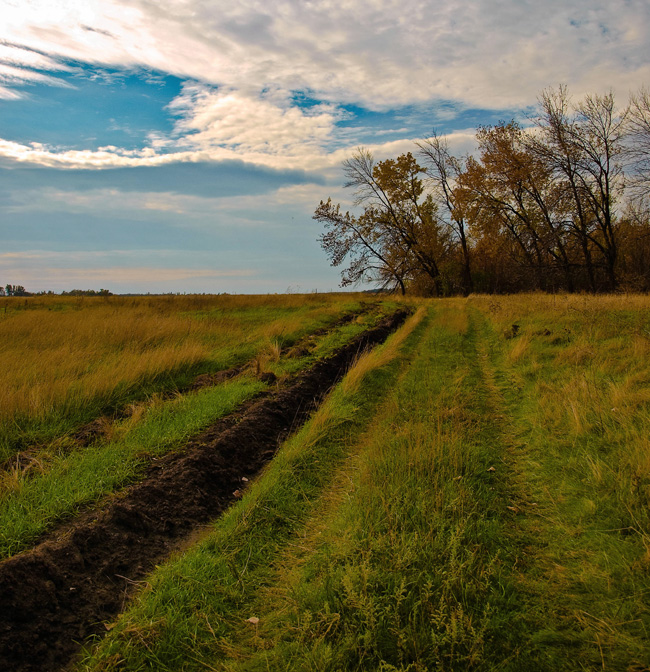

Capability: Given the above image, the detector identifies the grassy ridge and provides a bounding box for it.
[0,293,380,461]
[78,295,650,671]
[0,378,265,559]
[470,294,650,668]
[208,302,516,671]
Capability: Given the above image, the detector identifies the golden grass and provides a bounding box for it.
[476,292,650,589]
[340,304,427,395]
[0,307,205,422]
[0,294,375,449]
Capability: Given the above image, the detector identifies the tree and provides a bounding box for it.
[528,86,627,290]
[626,87,650,200]
[314,198,411,293]
[417,132,474,295]
[315,149,449,295]
[4,284,27,296]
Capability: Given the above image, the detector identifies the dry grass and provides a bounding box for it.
[78,295,650,671]
[0,293,372,457]
[340,304,427,395]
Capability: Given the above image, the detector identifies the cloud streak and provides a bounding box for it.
[1,0,648,294]
[0,250,257,292]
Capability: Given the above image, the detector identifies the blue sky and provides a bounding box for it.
[1,0,649,294]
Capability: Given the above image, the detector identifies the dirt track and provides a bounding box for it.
[0,309,408,672]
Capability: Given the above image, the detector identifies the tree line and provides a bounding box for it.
[0,285,29,297]
[315,86,650,295]
[0,287,113,297]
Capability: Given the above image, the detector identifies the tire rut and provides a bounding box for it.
[0,309,409,672]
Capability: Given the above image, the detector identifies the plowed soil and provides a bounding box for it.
[0,309,408,672]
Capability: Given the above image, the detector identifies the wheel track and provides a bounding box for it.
[0,309,409,672]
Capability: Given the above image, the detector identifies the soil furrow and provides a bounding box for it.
[0,309,408,672]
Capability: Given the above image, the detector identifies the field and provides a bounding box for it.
[1,293,650,671]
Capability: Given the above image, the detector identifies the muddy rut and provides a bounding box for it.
[0,309,409,672]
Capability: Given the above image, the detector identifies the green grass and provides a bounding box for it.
[76,306,429,672]
[2,293,648,671]
[0,294,381,462]
[468,295,650,669]
[76,296,650,672]
[0,302,396,560]
[0,377,266,559]
[210,302,527,672]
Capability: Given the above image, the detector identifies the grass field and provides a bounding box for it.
[0,293,388,463]
[0,293,396,559]
[2,293,650,671]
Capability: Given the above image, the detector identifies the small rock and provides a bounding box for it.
[246,616,260,625]
[487,466,496,473]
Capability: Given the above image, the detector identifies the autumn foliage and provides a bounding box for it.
[316,86,650,295]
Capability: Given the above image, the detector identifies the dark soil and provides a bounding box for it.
[0,309,408,672]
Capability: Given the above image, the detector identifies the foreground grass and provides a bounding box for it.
[0,293,380,462]
[210,302,522,672]
[0,378,265,559]
[78,295,650,671]
[470,294,650,668]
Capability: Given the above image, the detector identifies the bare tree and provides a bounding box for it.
[417,132,473,295]
[626,87,650,200]
[315,149,448,295]
[529,86,627,290]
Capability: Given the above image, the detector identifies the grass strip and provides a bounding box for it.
[0,378,265,559]
[204,301,530,672]
[0,304,396,561]
[77,306,428,672]
[75,295,650,671]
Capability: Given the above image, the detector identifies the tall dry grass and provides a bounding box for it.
[0,293,373,457]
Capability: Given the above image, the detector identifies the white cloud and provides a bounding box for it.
[0,99,427,172]
[167,84,340,159]
[0,41,75,97]
[1,0,648,173]
[0,138,196,169]
[3,0,649,112]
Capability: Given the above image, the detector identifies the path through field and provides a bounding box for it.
[0,310,409,672]
[80,300,650,671]
[2,297,650,672]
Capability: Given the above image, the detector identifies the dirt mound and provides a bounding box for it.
[0,309,408,672]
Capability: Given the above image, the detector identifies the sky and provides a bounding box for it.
[1,0,649,294]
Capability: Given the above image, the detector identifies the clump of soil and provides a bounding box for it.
[0,309,408,672]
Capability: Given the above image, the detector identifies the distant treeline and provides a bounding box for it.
[316,85,650,295]
[0,285,29,297]
[0,287,112,297]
